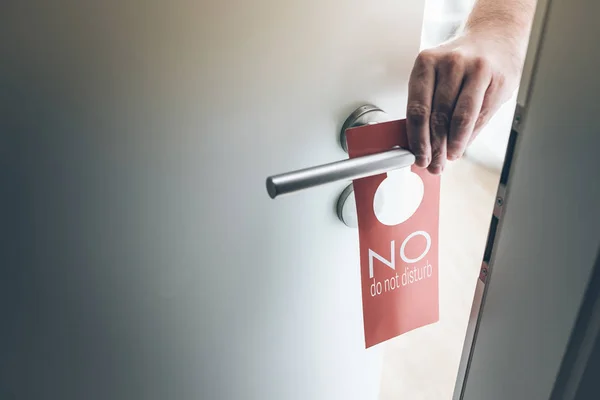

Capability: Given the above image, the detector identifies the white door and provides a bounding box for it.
[2,1,426,399]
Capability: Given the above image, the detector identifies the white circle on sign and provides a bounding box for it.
[373,167,424,226]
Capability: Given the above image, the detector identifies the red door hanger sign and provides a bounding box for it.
[346,119,441,348]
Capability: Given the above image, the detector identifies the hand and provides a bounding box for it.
[406,30,523,174]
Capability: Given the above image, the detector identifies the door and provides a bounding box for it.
[454,0,600,398]
[1,1,426,399]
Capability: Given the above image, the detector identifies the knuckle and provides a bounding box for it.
[475,110,489,127]
[431,110,451,129]
[429,132,444,151]
[409,140,430,156]
[452,111,473,130]
[415,50,436,68]
[406,102,430,125]
[492,72,507,88]
[441,51,464,71]
[471,56,492,74]
[478,108,489,121]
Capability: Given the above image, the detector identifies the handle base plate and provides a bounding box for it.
[339,104,391,152]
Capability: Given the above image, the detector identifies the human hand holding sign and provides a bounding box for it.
[407,0,537,174]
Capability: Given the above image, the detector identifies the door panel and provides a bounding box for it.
[2,1,425,399]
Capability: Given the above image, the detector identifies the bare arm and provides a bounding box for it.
[466,0,536,38]
[465,0,536,72]
[407,0,537,174]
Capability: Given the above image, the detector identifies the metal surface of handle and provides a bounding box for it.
[266,148,415,199]
[265,104,415,201]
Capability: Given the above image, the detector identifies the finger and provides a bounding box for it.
[447,64,491,160]
[429,133,447,175]
[407,51,436,168]
[471,70,516,142]
[473,91,504,136]
[429,53,465,174]
[468,84,505,146]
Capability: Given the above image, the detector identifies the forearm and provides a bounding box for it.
[467,0,536,33]
[463,0,537,68]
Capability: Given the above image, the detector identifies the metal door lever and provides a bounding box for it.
[265,104,415,228]
[265,104,415,199]
[266,148,415,199]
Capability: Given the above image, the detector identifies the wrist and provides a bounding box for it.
[466,12,528,35]
[462,23,530,74]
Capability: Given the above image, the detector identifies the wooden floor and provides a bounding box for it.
[379,156,501,399]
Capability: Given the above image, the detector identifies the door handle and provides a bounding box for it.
[265,104,415,227]
[266,148,415,199]
[266,104,415,199]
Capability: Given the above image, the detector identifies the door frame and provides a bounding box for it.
[453,0,600,398]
